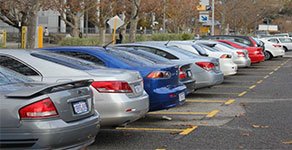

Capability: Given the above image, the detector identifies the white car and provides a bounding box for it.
[260,39,285,60]
[195,40,251,68]
[261,37,292,51]
[165,42,237,76]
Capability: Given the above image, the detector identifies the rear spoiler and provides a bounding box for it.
[6,79,93,98]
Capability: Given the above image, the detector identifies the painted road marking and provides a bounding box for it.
[206,110,220,118]
[257,80,263,84]
[186,99,226,103]
[264,75,269,79]
[195,91,240,95]
[213,85,250,88]
[249,85,256,89]
[179,126,198,135]
[269,72,274,75]
[148,111,209,115]
[282,140,292,144]
[238,91,247,97]
[116,127,184,132]
[224,99,235,105]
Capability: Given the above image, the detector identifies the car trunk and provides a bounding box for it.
[86,69,144,98]
[1,80,94,128]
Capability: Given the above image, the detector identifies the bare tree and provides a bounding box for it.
[129,0,141,42]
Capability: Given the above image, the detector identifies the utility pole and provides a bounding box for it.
[211,0,215,35]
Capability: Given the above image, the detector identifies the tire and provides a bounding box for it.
[283,46,288,52]
[264,51,272,60]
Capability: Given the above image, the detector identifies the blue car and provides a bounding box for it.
[41,47,187,111]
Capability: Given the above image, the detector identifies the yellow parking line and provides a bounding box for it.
[269,72,274,75]
[195,92,240,95]
[179,126,198,135]
[257,80,263,84]
[213,85,250,88]
[282,140,292,144]
[186,99,226,103]
[116,127,183,132]
[238,91,247,97]
[148,111,209,115]
[224,99,235,105]
[264,75,269,79]
[249,85,256,90]
[274,68,278,71]
[206,110,220,118]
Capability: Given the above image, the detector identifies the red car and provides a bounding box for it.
[218,40,265,63]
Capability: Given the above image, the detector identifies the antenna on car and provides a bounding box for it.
[165,40,171,46]
[102,40,114,49]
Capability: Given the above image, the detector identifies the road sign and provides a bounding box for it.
[197,4,206,11]
[199,12,209,23]
[107,15,124,29]
[200,0,209,6]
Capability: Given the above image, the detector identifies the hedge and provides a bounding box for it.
[59,37,101,46]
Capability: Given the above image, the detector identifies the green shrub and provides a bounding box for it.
[59,37,101,46]
[0,42,2,48]
[150,33,193,41]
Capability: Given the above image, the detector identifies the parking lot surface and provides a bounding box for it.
[89,52,292,149]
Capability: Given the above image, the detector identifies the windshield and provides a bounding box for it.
[107,48,156,66]
[0,67,34,85]
[31,52,103,70]
[167,46,201,58]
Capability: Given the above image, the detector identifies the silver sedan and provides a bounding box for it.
[0,67,100,149]
[0,50,149,127]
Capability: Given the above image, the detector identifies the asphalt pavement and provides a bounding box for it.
[89,52,292,149]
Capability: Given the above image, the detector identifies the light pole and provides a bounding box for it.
[163,0,166,33]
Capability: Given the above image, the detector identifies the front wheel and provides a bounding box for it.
[264,51,272,60]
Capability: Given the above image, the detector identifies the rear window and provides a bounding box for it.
[125,49,171,64]
[167,46,200,58]
[107,48,156,66]
[0,67,34,85]
[31,52,103,70]
[217,43,237,50]
[197,44,218,52]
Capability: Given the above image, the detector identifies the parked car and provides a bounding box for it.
[195,40,251,67]
[0,50,149,126]
[156,41,238,76]
[110,47,196,94]
[261,37,292,51]
[117,43,224,89]
[202,35,262,48]
[0,66,100,149]
[218,40,265,63]
[41,47,186,111]
[259,39,285,60]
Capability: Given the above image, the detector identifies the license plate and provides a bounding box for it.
[179,92,185,102]
[73,101,88,114]
[134,85,143,93]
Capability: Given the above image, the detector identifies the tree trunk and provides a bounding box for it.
[26,0,40,49]
[71,15,80,37]
[129,0,141,43]
[99,26,106,45]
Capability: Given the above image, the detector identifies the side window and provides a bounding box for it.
[155,50,177,59]
[136,47,156,54]
[0,56,40,76]
[268,38,279,43]
[58,51,105,66]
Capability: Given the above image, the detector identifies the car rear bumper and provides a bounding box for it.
[234,57,251,67]
[94,91,149,126]
[219,59,238,76]
[149,84,187,111]
[249,54,265,63]
[195,71,224,89]
[0,112,100,149]
[181,79,196,95]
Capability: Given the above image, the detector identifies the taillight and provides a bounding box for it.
[147,71,171,79]
[91,81,133,93]
[179,67,187,79]
[19,98,58,119]
[236,51,245,57]
[272,44,282,48]
[195,62,215,71]
[220,54,232,58]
